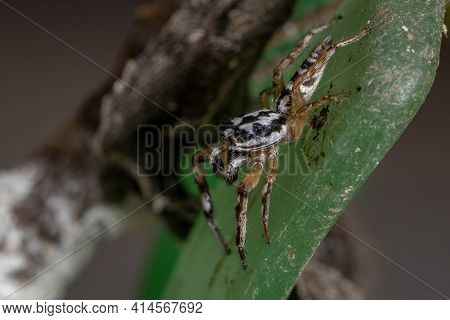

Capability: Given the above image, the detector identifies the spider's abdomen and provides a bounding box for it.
[221,110,287,151]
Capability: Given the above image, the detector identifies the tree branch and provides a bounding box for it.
[94,0,295,153]
[1,0,295,299]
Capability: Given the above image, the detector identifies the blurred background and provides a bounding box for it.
[0,0,448,299]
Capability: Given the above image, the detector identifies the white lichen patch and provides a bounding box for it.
[0,165,40,298]
[0,164,124,299]
[112,60,136,96]
[188,29,205,43]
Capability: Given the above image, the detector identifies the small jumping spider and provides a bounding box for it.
[193,18,370,270]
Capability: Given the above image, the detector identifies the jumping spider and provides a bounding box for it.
[193,18,371,270]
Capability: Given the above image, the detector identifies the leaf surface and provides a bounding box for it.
[163,0,445,299]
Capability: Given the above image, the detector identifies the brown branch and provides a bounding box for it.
[0,0,180,299]
[94,0,296,153]
[1,0,295,299]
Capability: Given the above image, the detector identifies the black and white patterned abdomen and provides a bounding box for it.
[221,110,287,151]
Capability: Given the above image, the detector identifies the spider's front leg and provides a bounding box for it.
[235,152,266,270]
[297,88,361,115]
[287,88,361,141]
[261,146,278,244]
[193,148,231,254]
[287,26,371,139]
[272,17,340,96]
[290,25,370,109]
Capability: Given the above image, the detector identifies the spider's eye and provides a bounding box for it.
[219,123,234,141]
[212,158,224,173]
[252,123,265,135]
[226,170,238,184]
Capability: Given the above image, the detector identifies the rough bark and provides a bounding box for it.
[0,0,181,299]
[94,0,296,153]
[0,0,295,299]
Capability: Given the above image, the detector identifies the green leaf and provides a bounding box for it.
[163,0,445,299]
[138,228,180,299]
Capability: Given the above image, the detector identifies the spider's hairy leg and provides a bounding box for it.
[272,17,341,97]
[224,150,248,184]
[193,148,231,254]
[333,25,371,49]
[291,27,371,105]
[261,146,278,244]
[289,26,370,112]
[235,152,265,270]
[297,88,361,115]
[210,145,226,176]
[288,88,361,141]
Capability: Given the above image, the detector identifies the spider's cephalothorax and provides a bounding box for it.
[193,19,371,270]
